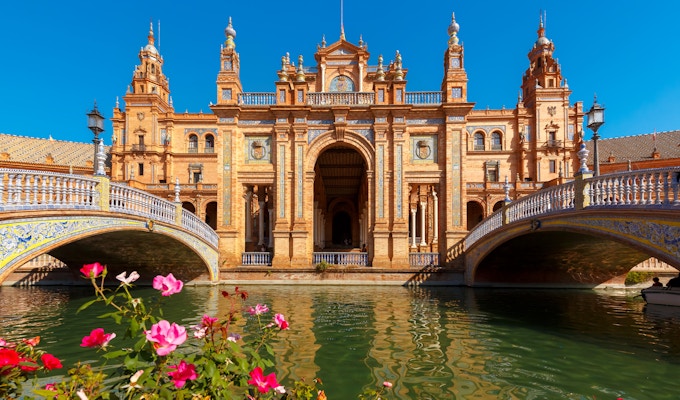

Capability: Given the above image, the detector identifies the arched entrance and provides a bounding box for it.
[313,145,368,251]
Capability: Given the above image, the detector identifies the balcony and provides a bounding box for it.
[307,92,374,106]
[131,144,146,152]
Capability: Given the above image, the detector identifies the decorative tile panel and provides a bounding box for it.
[240,120,275,125]
[411,135,438,163]
[245,136,272,163]
[407,118,444,125]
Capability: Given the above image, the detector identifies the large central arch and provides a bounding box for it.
[306,130,374,251]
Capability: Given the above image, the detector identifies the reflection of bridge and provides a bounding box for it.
[463,167,680,287]
[0,169,219,284]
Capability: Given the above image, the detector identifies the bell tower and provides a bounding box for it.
[441,12,468,103]
[111,21,173,183]
[216,17,242,105]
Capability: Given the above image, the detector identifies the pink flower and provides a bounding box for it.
[81,328,116,349]
[248,304,269,316]
[40,353,63,370]
[19,357,38,372]
[80,262,106,278]
[248,366,281,393]
[44,383,57,392]
[201,314,218,327]
[152,273,183,296]
[167,360,197,388]
[227,333,241,342]
[383,381,393,388]
[145,320,186,356]
[274,313,289,330]
[116,271,140,285]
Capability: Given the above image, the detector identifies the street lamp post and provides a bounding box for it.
[586,96,605,176]
[87,102,105,176]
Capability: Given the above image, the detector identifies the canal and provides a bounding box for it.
[1,284,680,399]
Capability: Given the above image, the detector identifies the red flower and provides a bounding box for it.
[0,348,20,373]
[81,328,116,348]
[80,262,106,278]
[40,353,63,370]
[19,357,39,372]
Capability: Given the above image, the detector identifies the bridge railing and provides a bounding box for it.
[0,169,99,211]
[110,183,176,224]
[587,168,680,207]
[181,209,219,246]
[465,167,680,249]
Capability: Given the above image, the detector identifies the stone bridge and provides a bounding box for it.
[0,169,219,285]
[463,167,680,288]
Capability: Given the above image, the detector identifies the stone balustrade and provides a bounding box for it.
[465,167,680,250]
[0,169,218,248]
[312,252,369,267]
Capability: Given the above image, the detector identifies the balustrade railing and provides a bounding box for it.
[238,93,277,106]
[588,168,680,207]
[312,252,369,267]
[409,252,440,267]
[465,167,680,249]
[405,91,442,105]
[0,169,99,211]
[307,92,374,106]
[242,252,272,266]
[0,169,218,249]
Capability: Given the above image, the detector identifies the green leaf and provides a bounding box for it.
[102,349,128,360]
[76,298,99,313]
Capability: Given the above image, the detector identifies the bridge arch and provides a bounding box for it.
[465,209,680,287]
[0,212,218,285]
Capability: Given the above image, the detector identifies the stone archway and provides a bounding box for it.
[313,145,368,250]
[466,201,484,230]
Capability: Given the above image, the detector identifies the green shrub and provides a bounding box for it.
[625,271,656,285]
[315,260,330,272]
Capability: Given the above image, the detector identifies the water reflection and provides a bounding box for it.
[3,285,680,399]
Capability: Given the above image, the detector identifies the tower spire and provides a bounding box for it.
[340,0,345,40]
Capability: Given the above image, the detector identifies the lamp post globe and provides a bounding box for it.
[87,102,105,175]
[586,96,605,176]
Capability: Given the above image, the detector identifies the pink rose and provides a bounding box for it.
[80,262,106,278]
[0,348,20,370]
[81,328,116,348]
[274,313,289,330]
[152,273,183,296]
[383,381,393,388]
[248,366,281,393]
[145,320,186,356]
[167,360,197,388]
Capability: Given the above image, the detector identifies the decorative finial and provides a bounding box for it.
[225,17,236,49]
[340,0,345,40]
[174,177,181,202]
[358,35,364,47]
[448,12,460,46]
[148,20,155,44]
[115,96,119,109]
[295,55,305,82]
[394,50,403,80]
[504,176,512,202]
[577,143,590,173]
[376,54,385,81]
[321,34,326,48]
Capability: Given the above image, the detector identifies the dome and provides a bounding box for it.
[225,17,236,38]
[144,44,158,54]
[536,36,550,46]
[448,12,460,37]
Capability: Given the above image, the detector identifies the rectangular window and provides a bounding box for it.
[396,89,402,102]
[451,87,462,99]
[549,160,556,174]
[221,88,232,100]
[279,89,286,104]
[297,89,304,103]
[138,163,144,176]
[378,89,384,102]
[568,124,574,140]
[193,172,201,183]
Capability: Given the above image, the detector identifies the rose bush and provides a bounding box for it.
[2,263,392,399]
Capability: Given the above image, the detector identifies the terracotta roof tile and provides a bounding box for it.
[584,130,680,163]
[0,133,110,167]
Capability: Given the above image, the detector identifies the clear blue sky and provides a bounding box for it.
[1,1,679,144]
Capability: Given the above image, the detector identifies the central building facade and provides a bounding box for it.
[110,11,584,271]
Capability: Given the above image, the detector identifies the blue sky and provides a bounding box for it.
[1,1,679,144]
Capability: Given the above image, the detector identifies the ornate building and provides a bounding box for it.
[108,11,586,269]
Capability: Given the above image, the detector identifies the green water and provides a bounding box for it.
[2,285,680,399]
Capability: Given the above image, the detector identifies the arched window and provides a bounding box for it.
[188,134,198,153]
[474,132,485,151]
[491,132,502,150]
[205,134,215,153]
[329,75,355,92]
